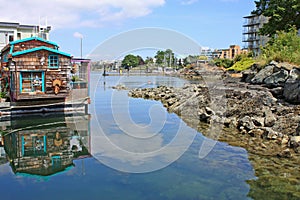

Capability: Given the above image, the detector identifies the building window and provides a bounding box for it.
[20,71,45,93]
[9,35,14,42]
[48,54,59,68]
[17,32,21,40]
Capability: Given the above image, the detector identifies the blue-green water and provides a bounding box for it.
[0,74,255,200]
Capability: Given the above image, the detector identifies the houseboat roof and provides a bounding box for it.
[10,36,59,47]
[12,46,72,57]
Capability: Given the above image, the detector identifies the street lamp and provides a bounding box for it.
[73,32,84,58]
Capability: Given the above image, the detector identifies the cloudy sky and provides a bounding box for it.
[0,0,255,59]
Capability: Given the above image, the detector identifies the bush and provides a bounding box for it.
[259,27,300,65]
[227,58,255,72]
[213,58,234,68]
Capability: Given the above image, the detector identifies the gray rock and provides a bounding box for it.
[270,87,284,99]
[251,117,264,127]
[264,110,276,127]
[238,116,256,131]
[264,69,289,88]
[283,82,300,103]
[278,62,296,71]
[285,68,300,84]
[241,69,256,83]
[264,127,279,140]
[251,65,277,84]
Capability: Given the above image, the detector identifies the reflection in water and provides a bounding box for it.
[1,113,91,176]
[0,74,258,200]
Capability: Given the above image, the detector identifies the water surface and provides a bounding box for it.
[0,73,256,200]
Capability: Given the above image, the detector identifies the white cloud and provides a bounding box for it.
[181,0,198,5]
[73,32,83,39]
[0,0,165,28]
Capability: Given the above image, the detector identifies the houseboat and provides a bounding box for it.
[3,113,91,176]
[0,37,90,115]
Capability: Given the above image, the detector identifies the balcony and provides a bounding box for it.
[242,36,260,42]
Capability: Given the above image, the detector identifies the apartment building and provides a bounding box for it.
[242,15,268,56]
[0,22,51,50]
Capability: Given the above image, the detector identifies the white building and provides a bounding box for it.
[0,22,51,50]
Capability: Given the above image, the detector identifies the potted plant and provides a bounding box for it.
[71,75,81,89]
[0,92,7,102]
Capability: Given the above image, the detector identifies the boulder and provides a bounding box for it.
[241,69,256,83]
[269,87,284,99]
[251,65,277,84]
[264,69,289,88]
[283,68,300,103]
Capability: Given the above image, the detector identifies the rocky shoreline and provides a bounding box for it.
[128,62,300,159]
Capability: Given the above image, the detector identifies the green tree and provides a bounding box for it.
[154,49,175,66]
[165,49,175,67]
[183,55,198,66]
[122,54,139,69]
[154,50,165,64]
[145,57,154,64]
[252,0,300,36]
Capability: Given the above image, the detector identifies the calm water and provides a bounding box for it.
[0,73,256,200]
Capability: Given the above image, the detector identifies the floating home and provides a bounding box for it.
[3,114,91,176]
[0,37,90,115]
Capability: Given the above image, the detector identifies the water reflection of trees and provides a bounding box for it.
[0,113,91,176]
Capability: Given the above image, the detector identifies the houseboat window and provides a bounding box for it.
[21,135,47,156]
[20,72,45,93]
[48,54,59,68]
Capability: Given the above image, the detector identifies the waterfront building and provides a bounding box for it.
[0,22,51,51]
[0,37,72,101]
[211,45,247,60]
[219,45,243,60]
[242,15,269,56]
[0,36,91,116]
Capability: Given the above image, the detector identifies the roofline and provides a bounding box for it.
[12,46,72,57]
[0,22,40,29]
[243,15,257,18]
[10,37,58,47]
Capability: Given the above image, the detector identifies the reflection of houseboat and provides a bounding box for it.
[0,37,90,115]
[3,113,91,176]
[0,134,6,165]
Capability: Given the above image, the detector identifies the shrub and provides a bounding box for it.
[259,27,300,65]
[0,92,7,98]
[213,58,234,68]
[227,58,255,72]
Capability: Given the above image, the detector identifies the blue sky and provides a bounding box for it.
[0,0,256,60]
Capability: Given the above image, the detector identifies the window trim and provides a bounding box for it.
[19,71,45,93]
[48,54,59,69]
